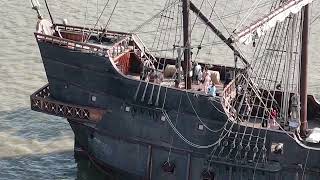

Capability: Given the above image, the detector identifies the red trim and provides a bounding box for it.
[114,51,131,75]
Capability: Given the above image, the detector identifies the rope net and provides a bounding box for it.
[131,0,305,167]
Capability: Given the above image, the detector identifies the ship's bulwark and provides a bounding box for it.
[35,41,320,179]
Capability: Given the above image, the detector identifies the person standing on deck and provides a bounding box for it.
[193,62,202,85]
[36,15,54,35]
[208,84,216,96]
[269,108,279,129]
[202,66,212,94]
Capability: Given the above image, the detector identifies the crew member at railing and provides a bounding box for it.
[36,15,54,36]
[140,59,155,80]
[289,94,301,132]
[208,84,216,96]
[149,70,164,84]
[202,66,212,94]
[193,62,202,85]
[269,108,279,129]
[62,19,68,25]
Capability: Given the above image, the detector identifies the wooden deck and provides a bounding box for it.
[127,73,226,96]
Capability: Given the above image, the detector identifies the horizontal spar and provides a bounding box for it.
[232,0,314,45]
[189,1,249,66]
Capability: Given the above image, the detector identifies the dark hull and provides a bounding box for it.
[68,119,320,180]
[35,40,320,179]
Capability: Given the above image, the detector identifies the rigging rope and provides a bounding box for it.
[130,0,180,33]
[191,0,205,32]
[85,0,111,42]
[162,110,229,149]
[185,91,226,133]
[100,0,119,39]
[97,0,99,28]
[206,7,300,161]
[311,12,320,25]
[302,149,310,178]
[82,0,89,42]
[167,93,182,163]
[192,0,217,62]
[233,0,264,32]
[148,0,175,104]
[132,0,275,35]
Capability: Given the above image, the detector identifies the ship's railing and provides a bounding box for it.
[109,37,132,59]
[54,24,131,37]
[222,78,236,114]
[132,34,157,61]
[30,84,106,122]
[34,32,109,55]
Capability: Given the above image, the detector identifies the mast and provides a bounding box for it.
[300,5,309,137]
[44,0,54,24]
[31,0,42,18]
[182,0,192,89]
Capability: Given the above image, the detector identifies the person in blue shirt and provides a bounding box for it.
[208,84,216,96]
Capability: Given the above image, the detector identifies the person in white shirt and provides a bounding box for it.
[193,62,202,85]
[36,15,54,35]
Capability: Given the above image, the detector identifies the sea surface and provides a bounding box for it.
[0,0,319,179]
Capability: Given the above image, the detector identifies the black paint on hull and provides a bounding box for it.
[35,40,320,180]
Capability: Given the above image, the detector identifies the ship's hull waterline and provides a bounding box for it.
[30,33,320,180]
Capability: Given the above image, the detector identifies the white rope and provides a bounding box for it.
[167,94,182,163]
[131,0,180,33]
[82,0,89,42]
[85,0,111,42]
[96,0,99,30]
[162,110,228,149]
[302,149,310,178]
[185,91,225,133]
[234,0,264,32]
[311,12,320,25]
[135,0,274,35]
[206,0,231,36]
[102,0,119,34]
[208,99,228,115]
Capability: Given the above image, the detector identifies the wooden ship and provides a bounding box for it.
[30,0,320,179]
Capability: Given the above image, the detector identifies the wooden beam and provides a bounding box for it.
[189,1,249,66]
[182,0,192,89]
[300,5,309,137]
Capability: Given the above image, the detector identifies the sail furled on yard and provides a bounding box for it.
[232,0,314,45]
